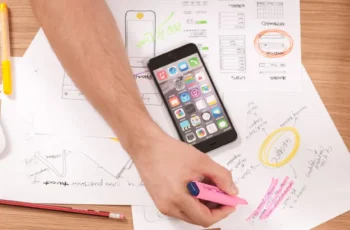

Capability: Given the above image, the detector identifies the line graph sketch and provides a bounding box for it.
[35,150,68,177]
[24,144,145,190]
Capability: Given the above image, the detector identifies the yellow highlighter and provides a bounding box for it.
[0,3,11,95]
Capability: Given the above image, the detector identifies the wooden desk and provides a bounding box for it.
[1,0,349,229]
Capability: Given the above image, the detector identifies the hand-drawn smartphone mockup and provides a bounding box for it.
[125,11,156,68]
[148,43,238,153]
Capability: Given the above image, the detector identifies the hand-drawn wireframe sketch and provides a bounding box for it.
[219,12,245,30]
[61,71,163,106]
[257,2,284,19]
[219,35,246,73]
[259,63,286,75]
[254,30,293,58]
[125,10,156,68]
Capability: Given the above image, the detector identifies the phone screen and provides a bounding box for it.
[153,53,233,145]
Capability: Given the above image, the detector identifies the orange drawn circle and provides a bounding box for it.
[254,29,294,58]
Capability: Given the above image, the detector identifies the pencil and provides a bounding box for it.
[0,199,125,220]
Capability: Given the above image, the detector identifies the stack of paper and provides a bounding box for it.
[0,0,349,230]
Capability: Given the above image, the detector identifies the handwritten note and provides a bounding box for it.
[217,67,350,230]
[136,12,182,48]
[132,67,349,230]
[131,66,349,230]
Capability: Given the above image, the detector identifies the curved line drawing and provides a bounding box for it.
[254,29,294,58]
[35,150,67,177]
[258,127,300,168]
[289,164,298,179]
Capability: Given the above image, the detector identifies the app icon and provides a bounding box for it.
[196,128,207,138]
[180,120,191,131]
[202,112,212,122]
[206,123,218,134]
[189,57,200,67]
[180,92,191,103]
[200,83,211,94]
[174,108,185,119]
[184,74,195,87]
[195,71,206,82]
[169,96,180,108]
[191,116,201,127]
[168,66,178,76]
[212,107,223,119]
[206,95,217,106]
[186,132,196,143]
[196,99,207,110]
[217,118,229,129]
[175,79,185,91]
[190,88,201,98]
[184,104,196,114]
[178,62,189,72]
[157,70,168,81]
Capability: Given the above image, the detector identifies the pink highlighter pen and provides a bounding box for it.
[187,181,248,207]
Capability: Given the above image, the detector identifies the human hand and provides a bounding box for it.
[131,131,239,227]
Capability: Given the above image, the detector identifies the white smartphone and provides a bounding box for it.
[125,10,156,68]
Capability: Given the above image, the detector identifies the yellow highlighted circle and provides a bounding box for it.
[258,127,300,168]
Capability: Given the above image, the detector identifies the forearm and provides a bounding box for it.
[30,0,162,154]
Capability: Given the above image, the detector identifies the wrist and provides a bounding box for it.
[119,118,166,160]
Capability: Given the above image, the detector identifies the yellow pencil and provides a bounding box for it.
[0,3,11,95]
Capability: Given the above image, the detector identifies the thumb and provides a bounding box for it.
[200,157,239,196]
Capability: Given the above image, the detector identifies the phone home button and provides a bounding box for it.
[210,142,217,146]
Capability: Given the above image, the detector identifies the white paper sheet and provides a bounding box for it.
[0,122,5,155]
[131,67,350,229]
[22,29,176,139]
[1,60,349,230]
[0,58,226,205]
[107,0,302,91]
[131,206,311,230]
[0,59,150,204]
[25,0,302,138]
[132,206,219,230]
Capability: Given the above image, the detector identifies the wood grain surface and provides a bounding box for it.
[1,0,350,229]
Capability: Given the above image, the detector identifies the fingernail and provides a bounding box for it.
[231,184,239,195]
